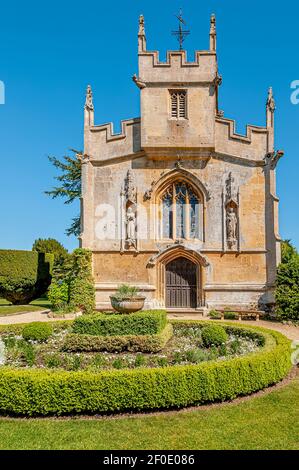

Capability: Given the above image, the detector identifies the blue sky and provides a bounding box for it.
[0,0,298,251]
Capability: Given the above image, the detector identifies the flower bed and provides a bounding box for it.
[0,320,292,416]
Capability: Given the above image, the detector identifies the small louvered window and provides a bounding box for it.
[170,90,187,119]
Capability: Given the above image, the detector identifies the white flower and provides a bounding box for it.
[0,339,6,366]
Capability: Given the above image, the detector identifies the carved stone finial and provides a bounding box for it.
[267,87,276,113]
[175,158,183,170]
[132,74,146,89]
[85,85,94,111]
[125,169,137,205]
[225,172,236,203]
[210,13,217,51]
[138,14,146,52]
[139,14,145,34]
[210,13,216,33]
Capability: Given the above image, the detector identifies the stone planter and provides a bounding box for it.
[110,296,146,314]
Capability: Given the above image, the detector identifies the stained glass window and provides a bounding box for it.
[161,181,201,240]
[162,191,173,239]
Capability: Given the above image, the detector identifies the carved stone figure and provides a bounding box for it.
[266,87,275,113]
[126,206,136,247]
[85,85,94,110]
[226,207,237,247]
[125,170,137,205]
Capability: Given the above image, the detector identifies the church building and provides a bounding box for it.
[80,14,283,313]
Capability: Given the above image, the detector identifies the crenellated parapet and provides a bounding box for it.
[215,116,269,162]
[138,50,217,85]
[85,118,142,163]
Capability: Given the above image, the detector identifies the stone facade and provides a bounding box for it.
[80,14,283,313]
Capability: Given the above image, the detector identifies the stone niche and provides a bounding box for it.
[223,172,240,252]
[120,170,138,252]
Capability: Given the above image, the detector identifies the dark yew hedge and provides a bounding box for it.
[0,250,53,304]
[0,322,291,416]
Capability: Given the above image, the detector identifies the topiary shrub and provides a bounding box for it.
[32,238,68,264]
[63,324,173,353]
[72,310,167,336]
[22,322,53,342]
[201,324,228,347]
[0,250,53,305]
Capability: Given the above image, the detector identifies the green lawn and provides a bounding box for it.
[0,375,297,450]
[0,298,51,316]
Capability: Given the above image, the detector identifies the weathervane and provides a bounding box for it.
[171,8,190,50]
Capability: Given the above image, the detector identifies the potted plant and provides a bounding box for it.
[110,284,146,314]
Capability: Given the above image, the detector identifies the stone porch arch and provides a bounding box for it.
[147,244,210,308]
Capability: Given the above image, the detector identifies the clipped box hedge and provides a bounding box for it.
[63,324,173,353]
[72,310,167,336]
[0,250,53,305]
[0,322,292,416]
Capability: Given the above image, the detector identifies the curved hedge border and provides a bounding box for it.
[0,321,292,416]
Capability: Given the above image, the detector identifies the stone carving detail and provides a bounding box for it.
[147,242,210,269]
[121,170,137,252]
[266,150,284,169]
[224,172,239,250]
[124,169,137,205]
[144,179,156,201]
[266,87,275,113]
[126,206,136,248]
[132,74,146,89]
[85,85,94,111]
[226,207,238,247]
[138,14,145,35]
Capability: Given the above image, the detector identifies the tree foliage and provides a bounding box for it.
[32,238,68,264]
[281,239,298,264]
[276,240,299,320]
[45,150,82,236]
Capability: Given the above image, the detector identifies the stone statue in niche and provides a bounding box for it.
[121,169,137,251]
[225,172,239,250]
[126,206,137,248]
[226,207,238,248]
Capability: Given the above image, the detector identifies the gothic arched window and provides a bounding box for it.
[161,181,202,240]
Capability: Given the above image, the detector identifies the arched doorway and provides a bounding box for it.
[165,257,197,308]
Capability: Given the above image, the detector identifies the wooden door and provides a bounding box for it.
[166,257,197,308]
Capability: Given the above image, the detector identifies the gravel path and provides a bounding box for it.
[0,310,298,341]
[168,313,299,341]
[0,310,77,325]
